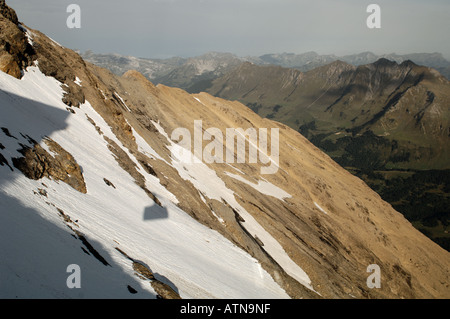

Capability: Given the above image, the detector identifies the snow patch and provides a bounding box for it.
[193,96,206,106]
[114,92,132,113]
[314,202,329,215]
[18,24,34,46]
[225,172,291,200]
[131,127,167,163]
[74,77,82,87]
[48,36,63,47]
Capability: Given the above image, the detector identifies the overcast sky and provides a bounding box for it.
[7,0,450,59]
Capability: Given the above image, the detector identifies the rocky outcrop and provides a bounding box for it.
[0,0,18,24]
[115,247,182,299]
[12,138,87,194]
[133,261,181,299]
[0,1,35,78]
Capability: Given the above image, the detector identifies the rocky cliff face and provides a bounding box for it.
[0,2,449,299]
[0,1,35,78]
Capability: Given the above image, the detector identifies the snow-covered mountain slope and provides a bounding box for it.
[0,65,290,299]
[0,1,449,299]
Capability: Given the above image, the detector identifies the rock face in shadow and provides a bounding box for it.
[133,261,181,300]
[115,247,182,299]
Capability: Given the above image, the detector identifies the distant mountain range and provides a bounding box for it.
[253,51,450,74]
[81,51,245,92]
[81,51,450,92]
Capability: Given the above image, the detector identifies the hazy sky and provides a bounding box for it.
[7,0,450,59]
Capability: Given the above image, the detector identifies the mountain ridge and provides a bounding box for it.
[81,50,450,91]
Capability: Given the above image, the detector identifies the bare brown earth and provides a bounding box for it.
[1,2,449,299]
